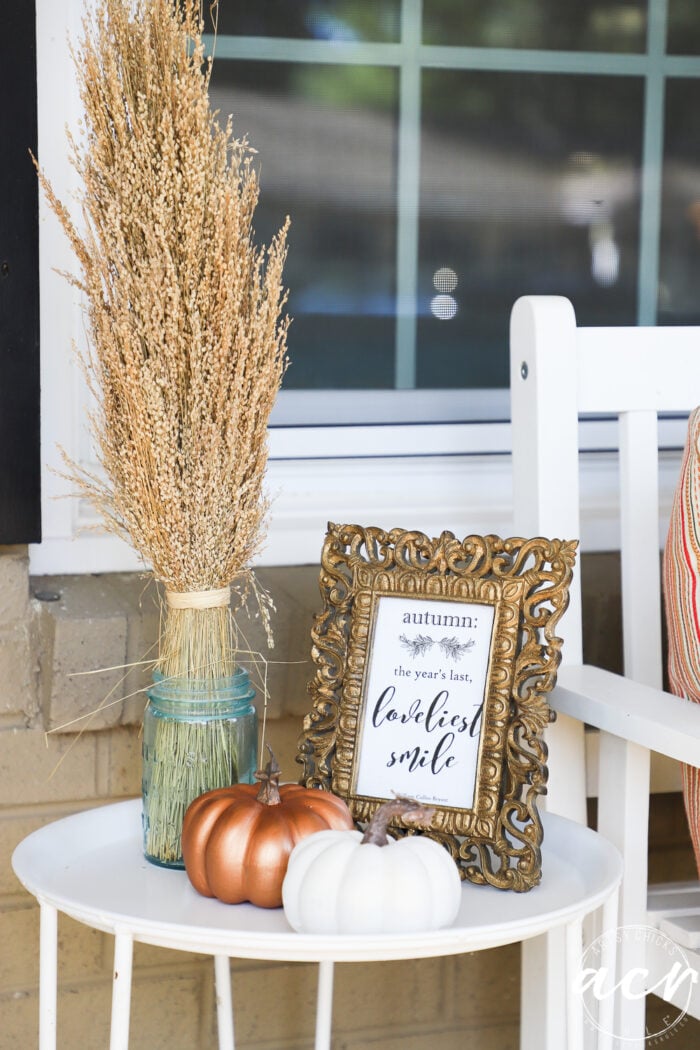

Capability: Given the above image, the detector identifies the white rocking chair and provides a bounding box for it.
[510,295,700,1049]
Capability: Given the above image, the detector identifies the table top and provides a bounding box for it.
[12,799,621,963]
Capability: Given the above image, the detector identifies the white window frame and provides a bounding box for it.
[29,0,694,575]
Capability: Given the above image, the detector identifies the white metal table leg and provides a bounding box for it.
[566,918,584,1050]
[110,932,134,1050]
[315,960,334,1050]
[39,902,58,1050]
[214,955,235,1050]
[596,891,619,1050]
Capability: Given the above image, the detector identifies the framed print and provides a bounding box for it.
[297,524,578,891]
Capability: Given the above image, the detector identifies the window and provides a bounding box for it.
[208,0,700,404]
[31,0,700,572]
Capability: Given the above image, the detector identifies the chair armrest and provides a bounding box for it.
[552,664,700,766]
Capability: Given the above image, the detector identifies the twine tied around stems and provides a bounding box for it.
[159,573,276,685]
[165,586,231,610]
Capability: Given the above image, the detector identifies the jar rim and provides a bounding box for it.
[148,666,254,703]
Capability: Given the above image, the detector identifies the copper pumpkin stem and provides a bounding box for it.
[361,795,436,846]
[254,744,282,805]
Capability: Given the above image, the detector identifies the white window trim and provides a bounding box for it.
[30,1,687,576]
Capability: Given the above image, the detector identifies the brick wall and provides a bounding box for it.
[5,544,698,1048]
[0,547,520,1050]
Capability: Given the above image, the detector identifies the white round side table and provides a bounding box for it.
[12,799,621,1050]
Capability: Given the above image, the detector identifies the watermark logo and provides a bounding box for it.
[575,924,698,1046]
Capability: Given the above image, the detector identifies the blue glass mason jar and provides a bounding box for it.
[142,667,257,868]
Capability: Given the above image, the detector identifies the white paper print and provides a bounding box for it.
[354,595,496,810]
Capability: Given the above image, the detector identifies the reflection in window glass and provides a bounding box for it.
[215,1,401,43]
[422,0,647,52]
[659,79,700,324]
[667,0,700,55]
[210,61,398,389]
[417,72,644,388]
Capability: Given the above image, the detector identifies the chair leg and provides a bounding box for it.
[214,955,235,1050]
[110,932,134,1050]
[39,902,58,1050]
[520,930,568,1050]
[597,733,649,1049]
[315,960,334,1050]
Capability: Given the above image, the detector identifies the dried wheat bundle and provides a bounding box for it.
[38,0,289,681]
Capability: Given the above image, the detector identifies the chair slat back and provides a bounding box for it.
[511,296,700,691]
[618,410,663,688]
[576,326,700,413]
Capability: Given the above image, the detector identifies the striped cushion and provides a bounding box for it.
[663,406,700,877]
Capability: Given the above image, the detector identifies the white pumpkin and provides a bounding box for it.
[282,797,462,934]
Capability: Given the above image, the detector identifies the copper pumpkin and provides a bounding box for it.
[181,746,355,907]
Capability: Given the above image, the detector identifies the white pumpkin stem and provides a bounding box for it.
[361,796,436,846]
[254,744,282,806]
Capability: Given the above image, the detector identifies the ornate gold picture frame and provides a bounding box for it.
[297,524,577,891]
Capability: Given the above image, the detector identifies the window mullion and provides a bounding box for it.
[637,0,669,325]
[394,0,423,389]
[205,35,402,67]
